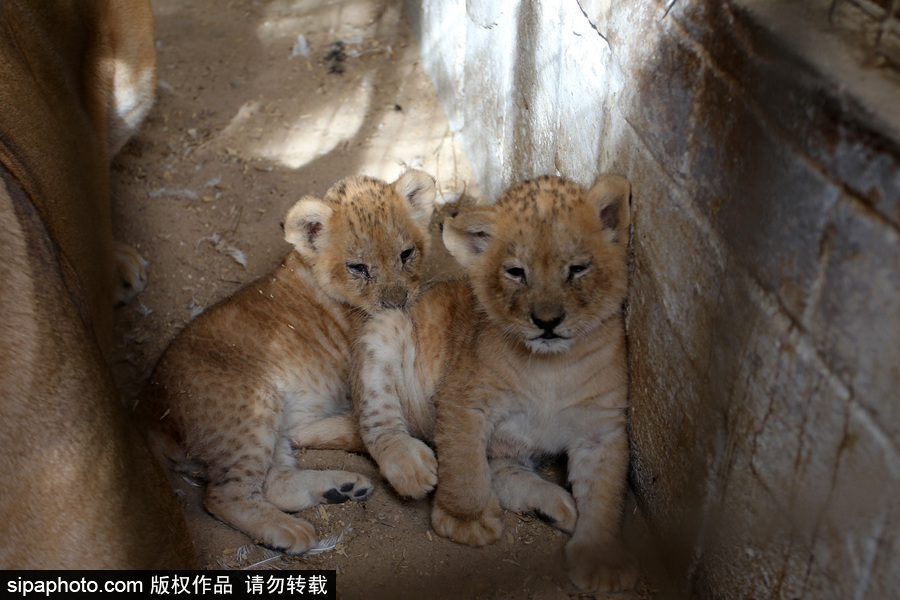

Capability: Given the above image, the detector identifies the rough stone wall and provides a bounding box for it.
[405,0,900,598]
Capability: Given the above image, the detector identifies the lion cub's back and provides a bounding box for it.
[137,257,357,459]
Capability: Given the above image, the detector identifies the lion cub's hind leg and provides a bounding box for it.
[265,468,373,510]
[491,457,577,534]
[264,436,373,512]
[194,391,317,555]
[203,453,320,554]
[205,428,373,555]
[205,480,318,555]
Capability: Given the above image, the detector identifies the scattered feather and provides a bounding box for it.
[241,551,286,570]
[196,232,222,249]
[204,175,222,188]
[217,527,353,571]
[149,187,198,200]
[291,34,310,58]
[217,545,286,570]
[189,298,204,320]
[196,220,247,267]
[221,245,248,267]
[306,527,351,555]
[123,329,151,344]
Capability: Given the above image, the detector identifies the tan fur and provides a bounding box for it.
[0,0,195,568]
[136,171,436,554]
[353,175,637,591]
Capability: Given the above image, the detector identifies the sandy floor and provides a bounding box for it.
[109,1,654,598]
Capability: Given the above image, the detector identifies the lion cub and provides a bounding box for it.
[353,174,637,591]
[136,170,436,554]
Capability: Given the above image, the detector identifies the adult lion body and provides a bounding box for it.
[0,0,194,568]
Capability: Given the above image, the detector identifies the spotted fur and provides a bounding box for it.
[352,174,637,592]
[136,170,435,554]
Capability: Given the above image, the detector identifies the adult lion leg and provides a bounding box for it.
[113,240,150,306]
[99,0,158,156]
[100,0,157,305]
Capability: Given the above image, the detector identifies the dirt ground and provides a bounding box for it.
[109,1,656,598]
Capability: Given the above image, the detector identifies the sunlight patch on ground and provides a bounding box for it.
[208,1,386,170]
[245,83,372,169]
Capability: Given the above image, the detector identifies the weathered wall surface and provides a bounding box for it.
[406,0,900,597]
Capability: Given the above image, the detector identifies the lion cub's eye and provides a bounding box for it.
[568,263,591,280]
[400,247,415,264]
[346,263,370,278]
[504,266,526,283]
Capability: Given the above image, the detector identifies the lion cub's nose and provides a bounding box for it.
[380,286,410,310]
[531,312,565,335]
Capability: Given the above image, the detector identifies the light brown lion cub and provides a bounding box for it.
[136,170,435,554]
[353,174,637,591]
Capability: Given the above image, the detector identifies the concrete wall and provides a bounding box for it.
[405,0,900,597]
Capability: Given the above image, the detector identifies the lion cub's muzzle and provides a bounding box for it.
[524,304,575,354]
[379,284,412,310]
[530,305,567,339]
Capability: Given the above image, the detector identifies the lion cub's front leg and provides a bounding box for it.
[353,310,437,499]
[565,427,638,592]
[431,400,503,546]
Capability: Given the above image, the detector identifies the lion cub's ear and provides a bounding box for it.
[442,207,497,268]
[283,196,334,258]
[393,169,436,229]
[587,174,631,243]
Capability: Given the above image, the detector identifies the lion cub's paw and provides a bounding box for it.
[565,540,638,592]
[431,497,503,546]
[532,487,578,534]
[266,517,319,555]
[378,436,438,499]
[113,241,149,306]
[322,473,374,504]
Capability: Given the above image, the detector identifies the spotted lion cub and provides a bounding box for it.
[136,170,436,554]
[353,174,636,591]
